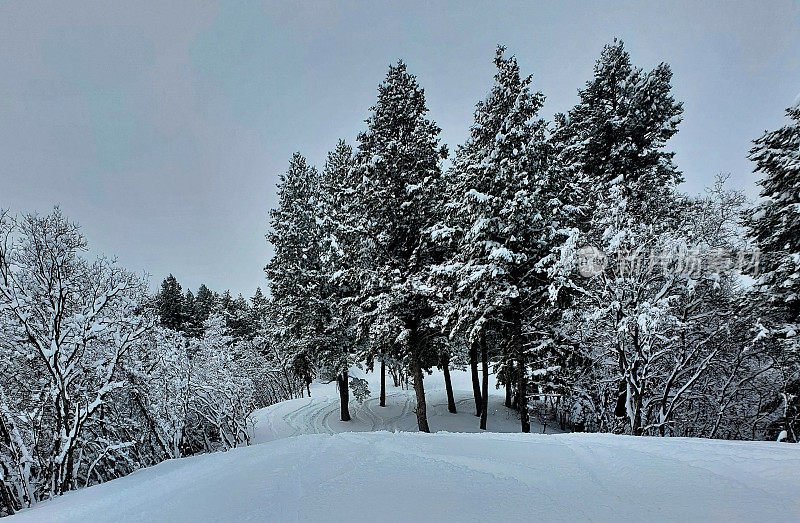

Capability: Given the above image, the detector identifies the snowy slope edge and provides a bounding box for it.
[11,431,800,522]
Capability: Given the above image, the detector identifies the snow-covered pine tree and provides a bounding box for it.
[195,284,217,325]
[183,289,206,338]
[265,153,323,394]
[225,293,255,342]
[435,47,551,432]
[250,287,269,332]
[353,61,447,432]
[547,40,688,435]
[219,290,233,314]
[315,140,366,421]
[748,101,800,320]
[747,101,800,441]
[551,39,683,233]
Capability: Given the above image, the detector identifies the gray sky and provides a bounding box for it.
[1,1,798,297]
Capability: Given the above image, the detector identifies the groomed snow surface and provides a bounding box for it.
[251,368,557,441]
[12,370,800,522]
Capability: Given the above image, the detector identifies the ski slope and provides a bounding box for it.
[12,432,800,522]
[252,368,555,442]
[11,370,800,521]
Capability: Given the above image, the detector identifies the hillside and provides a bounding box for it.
[12,431,800,522]
[10,370,800,521]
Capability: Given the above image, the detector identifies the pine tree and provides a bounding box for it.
[436,46,552,432]
[305,140,361,420]
[748,102,800,320]
[183,289,203,338]
[250,287,268,324]
[552,39,683,231]
[225,294,254,342]
[747,101,800,441]
[548,41,689,435]
[195,284,217,325]
[219,290,233,314]
[265,153,322,395]
[157,274,185,331]
[354,61,447,432]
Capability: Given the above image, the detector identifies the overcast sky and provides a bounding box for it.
[1,1,798,297]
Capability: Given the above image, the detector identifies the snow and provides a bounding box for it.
[11,370,800,522]
[252,369,552,441]
[13,433,800,521]
[488,246,515,262]
[466,188,489,202]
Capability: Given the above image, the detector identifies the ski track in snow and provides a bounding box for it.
[251,369,546,443]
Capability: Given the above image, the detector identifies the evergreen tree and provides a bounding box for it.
[548,41,689,435]
[748,101,800,320]
[195,284,217,325]
[226,294,255,341]
[251,287,268,317]
[183,289,203,338]
[551,39,683,231]
[185,289,195,312]
[265,153,322,394]
[354,61,447,432]
[219,290,234,314]
[315,140,364,421]
[436,46,552,432]
[157,274,185,331]
[747,101,800,441]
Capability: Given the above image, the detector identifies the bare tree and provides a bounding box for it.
[0,209,149,508]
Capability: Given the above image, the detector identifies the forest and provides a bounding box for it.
[0,40,798,515]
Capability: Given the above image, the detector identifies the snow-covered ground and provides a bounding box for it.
[11,370,800,522]
[13,432,800,522]
[252,368,555,441]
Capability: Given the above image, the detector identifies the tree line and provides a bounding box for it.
[266,41,799,440]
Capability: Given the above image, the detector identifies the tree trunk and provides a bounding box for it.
[630,387,643,436]
[0,474,16,516]
[442,353,457,414]
[480,337,489,430]
[504,361,513,408]
[470,339,482,417]
[517,347,530,433]
[512,297,530,434]
[410,354,430,433]
[380,356,386,407]
[614,379,627,418]
[632,327,644,436]
[337,370,351,422]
